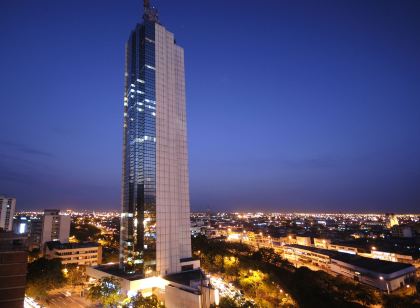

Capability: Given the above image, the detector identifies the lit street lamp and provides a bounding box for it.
[379,276,390,294]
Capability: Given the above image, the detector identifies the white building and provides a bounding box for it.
[284,244,416,292]
[40,209,71,246]
[0,196,16,231]
[45,241,102,266]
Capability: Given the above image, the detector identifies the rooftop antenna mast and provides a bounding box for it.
[143,0,159,23]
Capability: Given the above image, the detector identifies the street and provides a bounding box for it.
[45,291,98,308]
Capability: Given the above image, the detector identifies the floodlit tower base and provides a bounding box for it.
[86,261,217,308]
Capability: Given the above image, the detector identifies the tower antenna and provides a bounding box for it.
[142,0,159,23]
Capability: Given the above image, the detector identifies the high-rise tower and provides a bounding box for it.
[120,0,191,277]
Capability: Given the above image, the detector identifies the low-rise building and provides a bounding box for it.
[296,236,312,246]
[328,243,358,255]
[45,241,102,266]
[284,244,416,292]
[314,238,331,249]
[86,263,216,308]
[371,250,413,264]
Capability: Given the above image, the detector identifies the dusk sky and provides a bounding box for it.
[1,0,419,213]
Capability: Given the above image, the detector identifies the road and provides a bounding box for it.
[46,292,99,308]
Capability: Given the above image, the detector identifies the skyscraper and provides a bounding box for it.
[120,0,191,277]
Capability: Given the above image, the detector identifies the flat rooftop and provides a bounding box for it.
[332,238,419,258]
[46,241,99,250]
[180,257,199,262]
[286,244,415,274]
[332,252,414,274]
[164,269,205,286]
[93,264,144,281]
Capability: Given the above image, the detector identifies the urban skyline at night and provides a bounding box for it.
[1,0,420,213]
[1,2,420,308]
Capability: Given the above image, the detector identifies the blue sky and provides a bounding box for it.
[1,0,419,212]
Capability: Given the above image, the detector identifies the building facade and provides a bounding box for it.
[0,196,16,231]
[120,1,191,277]
[40,209,71,246]
[284,244,416,292]
[0,231,27,308]
[45,241,102,266]
[87,3,217,307]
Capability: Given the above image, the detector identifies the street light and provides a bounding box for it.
[379,276,390,294]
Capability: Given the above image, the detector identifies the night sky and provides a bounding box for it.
[1,0,419,213]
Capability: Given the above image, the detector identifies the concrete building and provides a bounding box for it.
[314,238,331,249]
[328,243,358,255]
[371,250,414,264]
[27,217,43,250]
[41,209,71,245]
[0,231,28,308]
[13,216,30,235]
[86,264,214,308]
[15,210,70,250]
[45,241,102,266]
[0,196,16,231]
[87,2,216,307]
[284,245,416,292]
[296,236,312,247]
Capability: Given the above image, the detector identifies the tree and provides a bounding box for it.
[214,255,224,271]
[87,276,124,307]
[126,293,164,308]
[252,248,282,265]
[239,269,267,298]
[28,248,41,262]
[223,256,239,278]
[65,264,85,286]
[26,258,66,299]
[71,222,101,242]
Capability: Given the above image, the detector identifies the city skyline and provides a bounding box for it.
[1,0,420,213]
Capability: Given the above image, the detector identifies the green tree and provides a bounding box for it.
[26,258,66,300]
[214,255,224,271]
[239,269,267,298]
[65,264,85,286]
[70,222,101,242]
[223,256,239,278]
[126,293,164,308]
[87,276,124,307]
[252,248,282,265]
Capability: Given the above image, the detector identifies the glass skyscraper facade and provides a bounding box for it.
[120,2,192,277]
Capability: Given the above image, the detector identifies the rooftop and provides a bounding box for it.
[332,238,420,258]
[164,269,205,287]
[286,244,415,274]
[92,264,144,281]
[46,241,99,250]
[180,257,199,263]
[332,252,415,274]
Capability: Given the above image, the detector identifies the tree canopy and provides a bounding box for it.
[87,276,124,307]
[70,222,101,242]
[26,258,66,299]
[125,293,165,308]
